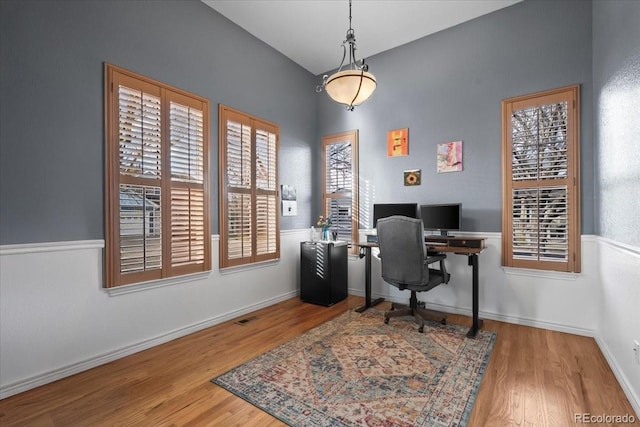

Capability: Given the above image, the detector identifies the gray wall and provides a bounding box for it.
[592,0,640,247]
[317,0,594,233]
[0,0,317,244]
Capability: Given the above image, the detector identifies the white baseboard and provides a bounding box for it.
[347,289,595,337]
[0,290,297,400]
[595,336,640,418]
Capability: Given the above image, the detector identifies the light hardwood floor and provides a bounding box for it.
[0,296,636,426]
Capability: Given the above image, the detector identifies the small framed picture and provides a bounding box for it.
[437,141,463,173]
[404,169,421,186]
[387,128,409,157]
[281,184,297,216]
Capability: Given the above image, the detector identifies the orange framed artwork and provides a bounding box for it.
[387,128,409,157]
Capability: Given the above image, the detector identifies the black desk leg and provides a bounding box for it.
[466,253,483,338]
[355,246,385,313]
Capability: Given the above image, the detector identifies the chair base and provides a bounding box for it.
[384,293,447,333]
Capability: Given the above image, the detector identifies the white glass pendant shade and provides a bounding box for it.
[324,70,377,107]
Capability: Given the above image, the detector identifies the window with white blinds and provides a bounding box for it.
[105,64,211,287]
[322,130,359,253]
[219,105,279,268]
[501,85,580,272]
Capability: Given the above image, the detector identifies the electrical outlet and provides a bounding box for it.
[634,340,640,365]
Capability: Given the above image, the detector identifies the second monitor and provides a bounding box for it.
[420,203,461,236]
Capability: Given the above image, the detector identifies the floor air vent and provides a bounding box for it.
[235,316,258,325]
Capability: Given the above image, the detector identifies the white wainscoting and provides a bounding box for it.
[595,238,640,417]
[0,230,307,399]
[352,233,599,336]
[1,231,638,414]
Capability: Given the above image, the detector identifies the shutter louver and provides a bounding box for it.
[539,186,568,261]
[171,188,205,267]
[169,99,207,269]
[256,195,276,255]
[119,184,162,273]
[512,186,568,262]
[327,197,353,241]
[255,127,277,256]
[170,102,204,183]
[227,193,252,260]
[326,141,353,194]
[226,120,252,189]
[323,135,357,247]
[118,86,161,179]
[255,129,276,191]
[511,102,568,181]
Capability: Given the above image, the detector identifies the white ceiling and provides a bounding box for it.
[202,0,522,75]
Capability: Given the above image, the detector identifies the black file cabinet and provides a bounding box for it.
[300,241,348,306]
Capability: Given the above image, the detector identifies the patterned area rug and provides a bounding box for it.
[212,309,496,426]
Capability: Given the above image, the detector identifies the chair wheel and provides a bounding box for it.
[418,326,424,333]
[384,317,389,324]
[441,318,447,325]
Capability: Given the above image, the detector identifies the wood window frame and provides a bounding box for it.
[322,130,359,254]
[218,104,280,268]
[501,84,581,272]
[104,63,211,288]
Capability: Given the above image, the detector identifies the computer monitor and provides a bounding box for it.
[373,203,418,228]
[420,203,461,236]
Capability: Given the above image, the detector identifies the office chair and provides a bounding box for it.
[377,215,450,333]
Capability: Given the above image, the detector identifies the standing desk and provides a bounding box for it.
[355,237,486,338]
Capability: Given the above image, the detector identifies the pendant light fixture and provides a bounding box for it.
[316,0,376,111]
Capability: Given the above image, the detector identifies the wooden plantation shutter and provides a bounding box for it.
[219,105,279,268]
[168,94,207,273]
[501,85,580,272]
[322,130,359,254]
[105,64,210,287]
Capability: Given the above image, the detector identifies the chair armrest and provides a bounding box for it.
[425,255,446,265]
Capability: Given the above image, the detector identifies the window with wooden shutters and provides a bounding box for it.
[501,85,580,272]
[219,105,279,268]
[322,130,359,254]
[105,64,211,287]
